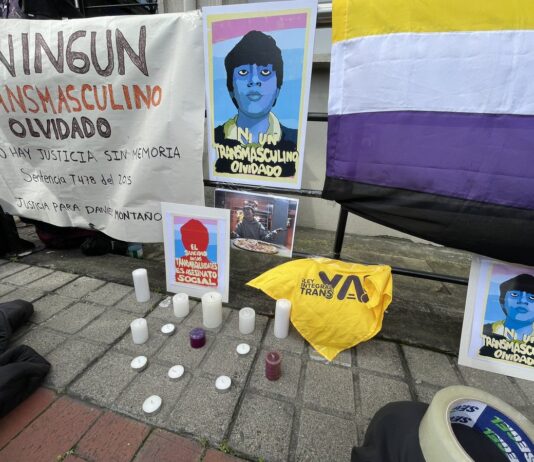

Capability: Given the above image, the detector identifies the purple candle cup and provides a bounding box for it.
[265,351,281,381]
[190,328,206,348]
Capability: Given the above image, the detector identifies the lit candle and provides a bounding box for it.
[215,375,231,392]
[274,299,291,339]
[239,307,255,335]
[189,327,206,349]
[161,323,176,336]
[130,318,149,344]
[130,355,148,372]
[168,365,185,381]
[173,293,189,318]
[132,268,150,303]
[265,351,281,381]
[201,292,223,329]
[142,395,162,415]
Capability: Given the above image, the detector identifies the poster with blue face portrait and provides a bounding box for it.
[203,0,317,189]
[459,256,534,381]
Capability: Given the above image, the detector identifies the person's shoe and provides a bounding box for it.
[0,300,34,353]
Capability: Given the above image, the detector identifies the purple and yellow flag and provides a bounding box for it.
[323,0,534,265]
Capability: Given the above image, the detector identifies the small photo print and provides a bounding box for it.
[459,256,534,381]
[214,189,298,258]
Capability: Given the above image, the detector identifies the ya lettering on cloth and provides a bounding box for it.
[323,0,534,266]
[247,258,392,361]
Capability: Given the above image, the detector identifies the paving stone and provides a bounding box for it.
[26,271,78,292]
[0,283,16,298]
[64,454,90,462]
[43,302,106,334]
[183,303,232,333]
[31,294,74,324]
[359,372,411,423]
[0,287,45,304]
[1,266,54,286]
[220,310,269,345]
[0,259,6,266]
[203,450,247,462]
[201,336,257,383]
[0,388,57,450]
[85,282,133,306]
[0,396,101,462]
[303,362,355,415]
[415,384,441,404]
[229,393,294,462]
[76,411,149,462]
[156,324,213,368]
[77,309,133,345]
[0,262,29,279]
[515,378,534,405]
[55,276,106,299]
[517,406,534,423]
[114,363,190,425]
[263,320,306,355]
[113,317,168,357]
[309,346,352,368]
[14,327,67,356]
[168,374,242,444]
[146,297,188,323]
[403,346,460,387]
[115,291,162,315]
[133,429,203,462]
[69,351,137,407]
[295,408,357,462]
[249,349,301,399]
[458,366,527,408]
[46,338,106,389]
[355,339,404,378]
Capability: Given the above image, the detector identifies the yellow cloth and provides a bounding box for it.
[247,258,393,361]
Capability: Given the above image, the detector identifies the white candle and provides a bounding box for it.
[161,323,175,336]
[132,268,150,303]
[215,375,231,392]
[236,343,251,355]
[274,299,292,339]
[130,318,149,344]
[142,395,162,415]
[173,293,189,318]
[239,307,255,335]
[168,365,184,381]
[130,355,148,372]
[202,292,223,329]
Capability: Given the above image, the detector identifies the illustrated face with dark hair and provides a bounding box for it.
[231,63,280,119]
[502,289,534,324]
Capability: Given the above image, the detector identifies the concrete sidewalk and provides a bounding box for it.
[0,253,533,461]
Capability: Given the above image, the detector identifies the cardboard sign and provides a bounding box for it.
[0,13,205,242]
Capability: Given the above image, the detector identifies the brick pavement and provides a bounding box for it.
[0,257,532,461]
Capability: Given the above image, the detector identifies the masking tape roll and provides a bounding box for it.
[419,385,534,462]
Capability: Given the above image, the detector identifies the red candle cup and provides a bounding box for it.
[265,351,281,381]
[189,328,206,349]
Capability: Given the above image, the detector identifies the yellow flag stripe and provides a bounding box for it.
[333,0,534,43]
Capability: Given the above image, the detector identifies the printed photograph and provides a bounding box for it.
[459,256,534,381]
[203,0,317,189]
[214,189,298,258]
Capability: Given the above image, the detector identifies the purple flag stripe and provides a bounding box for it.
[327,111,534,211]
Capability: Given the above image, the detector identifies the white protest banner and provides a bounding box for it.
[0,12,205,242]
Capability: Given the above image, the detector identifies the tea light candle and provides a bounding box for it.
[274,299,291,339]
[130,318,149,344]
[265,351,281,381]
[239,307,255,335]
[142,395,162,415]
[215,375,231,392]
[189,327,206,348]
[130,355,148,372]
[168,365,185,381]
[132,268,150,303]
[202,292,223,328]
[161,323,176,336]
[236,343,251,355]
[159,297,172,308]
[173,293,189,318]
